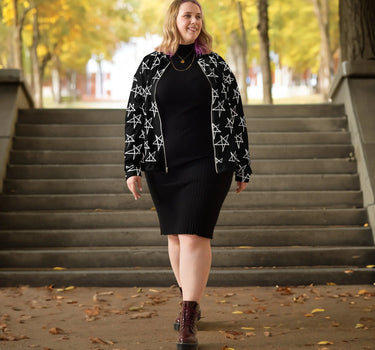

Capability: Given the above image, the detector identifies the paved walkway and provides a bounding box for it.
[0,284,374,349]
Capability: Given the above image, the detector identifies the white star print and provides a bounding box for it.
[243,149,251,161]
[145,151,157,162]
[145,118,153,134]
[207,69,219,79]
[150,102,159,118]
[234,133,243,148]
[125,144,142,160]
[212,123,221,138]
[238,116,247,131]
[212,89,219,104]
[125,164,142,176]
[209,55,218,67]
[151,57,161,71]
[233,86,241,103]
[153,135,164,151]
[127,103,135,114]
[223,74,234,85]
[141,61,150,73]
[125,134,135,144]
[219,60,230,71]
[225,116,235,133]
[131,85,143,98]
[212,101,225,118]
[215,135,230,152]
[229,151,239,162]
[127,114,142,129]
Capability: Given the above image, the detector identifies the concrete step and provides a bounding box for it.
[0,266,373,287]
[3,175,360,194]
[0,246,374,268]
[0,227,372,248]
[15,117,348,137]
[12,132,351,150]
[0,208,367,229]
[18,105,345,123]
[243,104,345,118]
[6,160,357,179]
[9,145,354,164]
[0,191,364,211]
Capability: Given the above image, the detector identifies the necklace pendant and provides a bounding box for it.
[180,59,185,64]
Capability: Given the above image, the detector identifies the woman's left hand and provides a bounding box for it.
[236,181,248,194]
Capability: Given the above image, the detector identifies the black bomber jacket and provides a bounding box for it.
[124,50,252,182]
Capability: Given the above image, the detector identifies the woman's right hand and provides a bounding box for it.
[126,176,142,200]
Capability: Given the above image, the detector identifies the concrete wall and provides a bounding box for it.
[329,61,375,241]
[0,69,34,193]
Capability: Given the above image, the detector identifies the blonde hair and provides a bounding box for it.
[156,0,213,56]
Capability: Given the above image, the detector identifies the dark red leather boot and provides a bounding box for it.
[176,301,200,350]
[174,287,201,331]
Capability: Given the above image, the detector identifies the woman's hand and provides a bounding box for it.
[236,181,247,194]
[127,176,142,200]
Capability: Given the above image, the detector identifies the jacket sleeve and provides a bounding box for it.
[224,62,252,183]
[124,59,147,180]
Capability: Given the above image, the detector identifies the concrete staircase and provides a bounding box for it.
[0,105,374,287]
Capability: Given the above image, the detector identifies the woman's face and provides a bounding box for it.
[176,2,202,45]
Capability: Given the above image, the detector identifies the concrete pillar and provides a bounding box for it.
[0,69,34,193]
[329,61,375,241]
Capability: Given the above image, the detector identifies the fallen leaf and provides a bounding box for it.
[276,287,293,295]
[84,307,100,316]
[366,265,375,268]
[128,306,142,312]
[53,267,66,271]
[326,282,336,286]
[311,308,325,313]
[64,286,75,291]
[317,341,334,345]
[93,291,114,302]
[355,323,365,329]
[358,290,369,295]
[219,330,243,339]
[238,246,253,249]
[224,293,235,298]
[148,289,160,293]
[364,223,369,227]
[331,321,340,327]
[241,327,255,330]
[0,334,29,341]
[232,311,243,314]
[344,270,354,274]
[222,346,235,350]
[89,337,115,345]
[246,332,256,337]
[129,312,156,319]
[304,313,314,317]
[48,327,64,335]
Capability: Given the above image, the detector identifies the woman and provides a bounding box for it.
[124,1,252,349]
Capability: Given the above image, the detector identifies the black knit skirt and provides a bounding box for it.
[145,156,232,239]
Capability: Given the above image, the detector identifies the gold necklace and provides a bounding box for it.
[176,50,193,64]
[170,53,196,72]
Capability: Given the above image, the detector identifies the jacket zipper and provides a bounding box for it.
[153,63,170,173]
[198,62,218,174]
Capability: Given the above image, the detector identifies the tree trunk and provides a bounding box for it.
[51,55,62,103]
[12,0,22,69]
[257,0,273,104]
[339,0,375,61]
[312,0,333,100]
[30,9,42,107]
[236,1,248,104]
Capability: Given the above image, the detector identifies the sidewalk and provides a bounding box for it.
[0,284,374,350]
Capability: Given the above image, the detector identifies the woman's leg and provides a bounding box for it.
[168,234,181,288]
[178,234,212,303]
